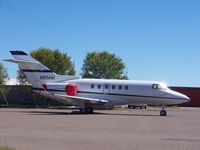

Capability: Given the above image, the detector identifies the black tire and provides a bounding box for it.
[80,108,86,114]
[80,107,94,114]
[86,107,94,114]
[160,110,167,116]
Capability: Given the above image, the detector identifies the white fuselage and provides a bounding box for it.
[40,79,190,106]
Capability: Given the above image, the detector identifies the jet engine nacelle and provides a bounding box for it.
[65,83,78,96]
[42,82,78,96]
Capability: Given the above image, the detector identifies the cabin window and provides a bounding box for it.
[112,85,115,90]
[98,84,101,89]
[105,84,108,89]
[119,85,122,90]
[125,85,128,90]
[91,84,94,89]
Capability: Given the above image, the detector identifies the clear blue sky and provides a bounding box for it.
[0,0,200,87]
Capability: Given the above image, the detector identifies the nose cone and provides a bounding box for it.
[164,90,190,104]
[178,93,190,102]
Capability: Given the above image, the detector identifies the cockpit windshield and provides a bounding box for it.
[152,83,168,90]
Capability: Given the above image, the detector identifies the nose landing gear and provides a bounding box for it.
[160,106,167,116]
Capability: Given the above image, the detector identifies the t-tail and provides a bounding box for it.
[4,51,80,89]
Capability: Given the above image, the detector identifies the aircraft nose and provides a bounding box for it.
[165,90,190,103]
[178,93,190,102]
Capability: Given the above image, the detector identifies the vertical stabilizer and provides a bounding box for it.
[5,51,80,88]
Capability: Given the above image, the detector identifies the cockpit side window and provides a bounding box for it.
[152,84,160,89]
[152,83,167,90]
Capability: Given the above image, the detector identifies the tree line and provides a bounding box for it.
[0,47,128,86]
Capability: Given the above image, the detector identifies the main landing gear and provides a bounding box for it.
[160,106,167,116]
[80,107,94,114]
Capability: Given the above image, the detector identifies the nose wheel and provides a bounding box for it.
[160,107,167,116]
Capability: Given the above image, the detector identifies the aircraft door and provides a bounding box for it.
[103,84,110,94]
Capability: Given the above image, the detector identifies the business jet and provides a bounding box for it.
[4,51,190,116]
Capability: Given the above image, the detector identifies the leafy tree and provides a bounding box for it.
[81,51,128,79]
[0,63,9,104]
[0,63,8,85]
[18,47,76,84]
[17,69,28,85]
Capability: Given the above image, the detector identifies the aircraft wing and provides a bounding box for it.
[53,93,109,105]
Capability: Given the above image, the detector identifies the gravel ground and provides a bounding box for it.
[0,107,199,150]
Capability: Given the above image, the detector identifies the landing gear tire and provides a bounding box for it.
[80,108,86,114]
[160,109,167,116]
[80,107,94,114]
[86,107,93,114]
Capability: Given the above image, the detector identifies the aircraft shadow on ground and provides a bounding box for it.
[24,110,162,117]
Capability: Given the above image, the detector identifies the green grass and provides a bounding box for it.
[0,146,15,150]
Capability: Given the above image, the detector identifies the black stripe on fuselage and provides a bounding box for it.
[77,91,185,101]
[32,88,64,92]
[32,88,186,101]
[10,51,28,55]
[22,69,53,73]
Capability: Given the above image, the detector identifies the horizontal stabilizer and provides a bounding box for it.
[3,58,39,64]
[10,51,28,55]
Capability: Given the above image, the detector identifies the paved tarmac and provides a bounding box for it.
[0,107,199,150]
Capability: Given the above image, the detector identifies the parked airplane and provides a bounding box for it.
[5,51,190,116]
